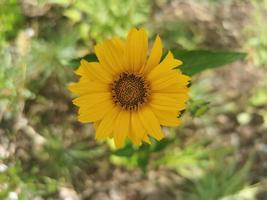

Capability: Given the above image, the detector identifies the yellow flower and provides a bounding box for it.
[69,28,190,148]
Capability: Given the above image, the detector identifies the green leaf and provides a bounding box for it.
[188,99,210,118]
[151,138,173,152]
[137,152,149,171]
[112,143,135,157]
[68,53,98,68]
[64,9,82,23]
[172,49,247,75]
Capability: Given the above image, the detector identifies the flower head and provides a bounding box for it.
[69,28,190,148]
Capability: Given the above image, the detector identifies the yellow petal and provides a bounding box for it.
[78,98,113,123]
[95,106,120,140]
[74,59,91,76]
[142,35,162,75]
[142,134,151,144]
[68,80,108,95]
[94,121,100,129]
[150,71,191,92]
[72,93,110,107]
[150,93,188,111]
[138,107,164,141]
[152,84,189,94]
[125,28,148,72]
[113,110,131,148]
[95,37,126,74]
[129,111,145,145]
[148,51,182,81]
[151,108,181,127]
[75,60,112,83]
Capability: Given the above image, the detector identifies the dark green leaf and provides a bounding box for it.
[188,99,210,117]
[112,143,135,157]
[68,53,98,68]
[137,152,149,171]
[151,138,173,152]
[83,53,98,62]
[172,49,246,75]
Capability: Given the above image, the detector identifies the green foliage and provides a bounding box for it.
[0,48,32,115]
[188,98,210,117]
[111,138,173,171]
[26,31,79,84]
[184,158,252,200]
[0,161,58,199]
[249,78,267,126]
[245,0,267,67]
[48,0,150,43]
[0,30,78,115]
[173,49,247,76]
[0,0,24,46]
[155,21,202,50]
[111,136,233,176]
[250,88,267,107]
[155,139,234,178]
[220,185,260,200]
[38,131,106,179]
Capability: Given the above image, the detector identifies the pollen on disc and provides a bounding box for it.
[111,72,150,110]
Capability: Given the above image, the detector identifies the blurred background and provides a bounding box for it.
[1,0,267,199]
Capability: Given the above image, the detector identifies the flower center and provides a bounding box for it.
[111,72,150,110]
